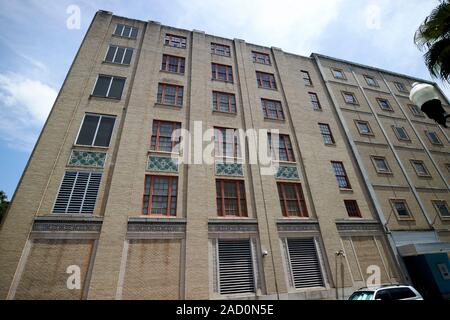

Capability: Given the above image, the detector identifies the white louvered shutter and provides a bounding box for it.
[287,238,324,289]
[218,239,255,294]
[53,171,102,214]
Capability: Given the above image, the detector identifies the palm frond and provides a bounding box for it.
[414,0,450,50]
[424,37,450,81]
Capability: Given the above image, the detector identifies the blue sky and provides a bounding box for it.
[0,0,448,198]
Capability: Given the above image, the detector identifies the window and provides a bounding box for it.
[211,43,230,56]
[150,120,181,153]
[268,133,295,162]
[331,161,351,189]
[105,45,133,65]
[409,104,424,117]
[371,156,391,174]
[277,182,308,217]
[211,63,233,82]
[216,179,247,216]
[355,120,373,135]
[256,71,277,89]
[389,288,418,300]
[349,291,375,300]
[393,126,410,141]
[217,239,255,294]
[53,171,102,214]
[213,91,236,113]
[261,99,284,120]
[164,34,187,48]
[391,199,412,218]
[342,92,358,105]
[375,290,392,301]
[92,75,126,99]
[377,98,393,111]
[410,160,430,176]
[364,75,378,87]
[318,123,335,145]
[432,200,450,218]
[301,70,312,86]
[114,24,138,38]
[143,176,178,216]
[161,55,185,74]
[285,238,324,289]
[76,114,116,147]
[332,68,346,79]
[394,81,407,93]
[157,83,183,107]
[344,200,361,218]
[426,130,442,145]
[214,127,241,159]
[309,92,322,110]
[252,51,270,65]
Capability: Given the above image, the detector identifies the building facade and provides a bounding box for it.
[0,11,448,300]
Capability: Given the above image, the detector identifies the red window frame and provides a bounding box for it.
[309,92,321,110]
[142,175,178,216]
[164,34,187,48]
[211,43,231,56]
[268,133,295,162]
[213,91,236,113]
[157,83,183,107]
[211,63,233,82]
[318,123,335,145]
[344,200,361,218]
[150,120,181,152]
[331,161,351,189]
[261,99,284,120]
[216,179,247,217]
[161,54,185,74]
[277,182,308,217]
[256,71,277,89]
[252,51,271,65]
[214,127,240,159]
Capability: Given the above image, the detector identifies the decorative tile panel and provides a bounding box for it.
[276,165,299,180]
[147,155,178,173]
[215,162,243,177]
[68,150,106,168]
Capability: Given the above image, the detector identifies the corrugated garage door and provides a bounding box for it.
[218,239,255,294]
[287,238,324,289]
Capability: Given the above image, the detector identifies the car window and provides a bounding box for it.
[389,288,417,300]
[375,290,392,300]
[349,291,374,300]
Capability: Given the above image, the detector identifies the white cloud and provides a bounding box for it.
[173,0,343,55]
[0,73,57,151]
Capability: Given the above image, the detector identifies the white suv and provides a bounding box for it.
[348,285,423,300]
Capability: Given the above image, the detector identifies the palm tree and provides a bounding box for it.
[0,191,9,223]
[414,0,450,83]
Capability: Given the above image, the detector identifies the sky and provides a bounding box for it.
[0,0,448,198]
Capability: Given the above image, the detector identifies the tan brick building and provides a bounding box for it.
[0,11,449,300]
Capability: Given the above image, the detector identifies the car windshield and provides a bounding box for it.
[349,291,375,300]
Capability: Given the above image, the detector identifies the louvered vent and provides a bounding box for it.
[218,239,255,294]
[287,238,324,289]
[53,171,102,214]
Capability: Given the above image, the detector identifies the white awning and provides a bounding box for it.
[397,242,450,257]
